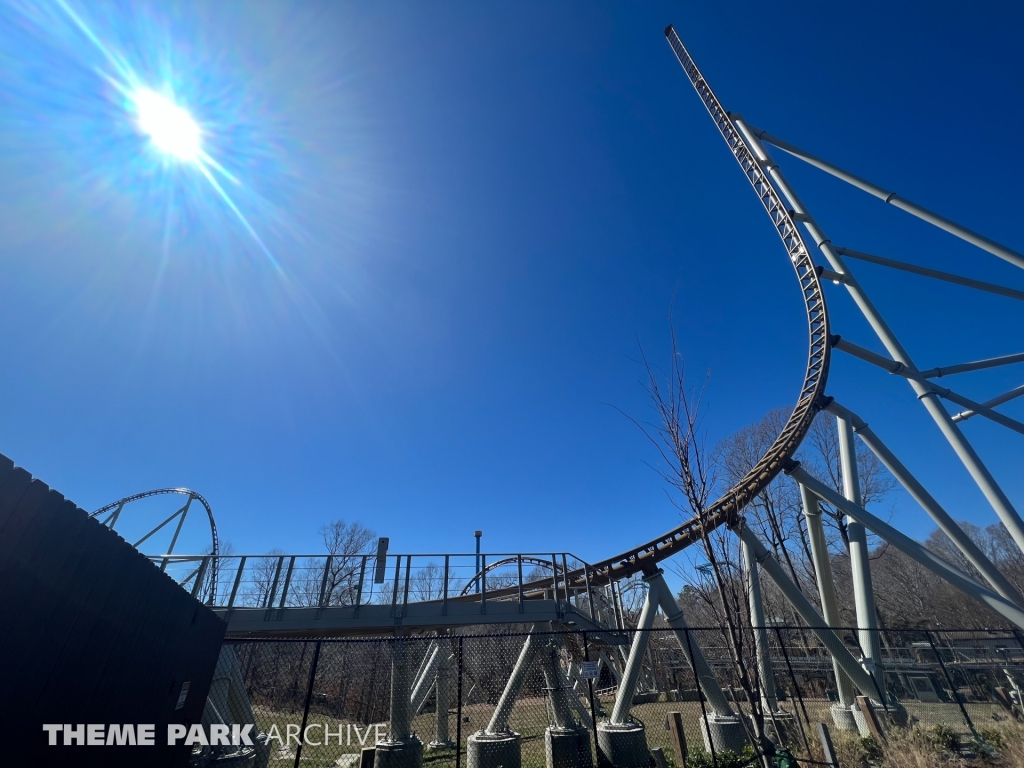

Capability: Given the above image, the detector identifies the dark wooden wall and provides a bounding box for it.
[0,453,226,767]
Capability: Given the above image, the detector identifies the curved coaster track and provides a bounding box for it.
[109,26,1024,650]
[84,22,1024,755]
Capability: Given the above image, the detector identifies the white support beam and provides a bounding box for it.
[732,519,891,706]
[919,351,1024,379]
[826,399,1024,607]
[647,571,734,718]
[745,124,1024,271]
[800,484,857,706]
[610,580,659,724]
[837,414,882,668]
[832,338,1024,435]
[486,628,540,734]
[953,384,1024,423]
[741,538,778,712]
[731,116,1024,558]
[790,466,1024,631]
[833,247,1024,303]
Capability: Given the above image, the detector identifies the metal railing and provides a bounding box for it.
[151,551,621,623]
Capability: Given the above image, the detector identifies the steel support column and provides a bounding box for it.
[837,414,883,673]
[609,580,659,724]
[741,538,778,713]
[411,642,441,715]
[800,484,856,709]
[645,570,748,753]
[389,639,413,740]
[645,571,733,717]
[376,634,425,768]
[539,643,576,729]
[429,641,455,748]
[827,399,1024,605]
[732,519,895,710]
[486,629,540,734]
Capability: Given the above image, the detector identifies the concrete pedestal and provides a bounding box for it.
[596,722,648,768]
[850,699,907,738]
[467,731,521,768]
[699,713,747,754]
[830,703,857,732]
[427,740,456,751]
[545,726,593,768]
[374,737,424,768]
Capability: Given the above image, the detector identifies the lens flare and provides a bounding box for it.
[132,89,201,162]
[49,0,280,268]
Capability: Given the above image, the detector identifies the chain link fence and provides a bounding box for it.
[190,626,1024,768]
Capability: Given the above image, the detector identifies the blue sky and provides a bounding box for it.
[0,1,1022,563]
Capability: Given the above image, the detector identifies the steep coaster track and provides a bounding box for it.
[109,27,829,620]
[467,26,830,601]
[91,487,221,598]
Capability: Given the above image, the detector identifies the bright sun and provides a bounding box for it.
[132,88,201,162]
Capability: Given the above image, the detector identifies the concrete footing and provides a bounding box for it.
[467,731,521,768]
[596,722,648,768]
[545,726,593,768]
[427,740,455,751]
[830,702,857,732]
[374,737,424,768]
[850,699,907,738]
[699,713,747,754]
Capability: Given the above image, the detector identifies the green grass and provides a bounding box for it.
[249,693,1017,767]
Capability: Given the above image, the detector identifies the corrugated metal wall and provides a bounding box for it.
[0,452,226,767]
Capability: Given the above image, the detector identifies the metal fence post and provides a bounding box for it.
[925,630,978,739]
[683,627,716,767]
[228,556,246,609]
[772,625,811,755]
[455,636,465,768]
[443,555,451,616]
[317,555,334,611]
[293,640,323,768]
[517,555,524,613]
[817,722,839,768]
[582,632,599,760]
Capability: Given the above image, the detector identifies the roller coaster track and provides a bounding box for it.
[91,488,220,597]
[123,26,830,622]
[472,26,830,600]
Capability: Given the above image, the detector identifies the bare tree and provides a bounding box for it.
[291,519,377,607]
[244,548,286,607]
[623,331,772,764]
[410,561,465,601]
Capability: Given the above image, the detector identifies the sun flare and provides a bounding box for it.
[132,88,201,163]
